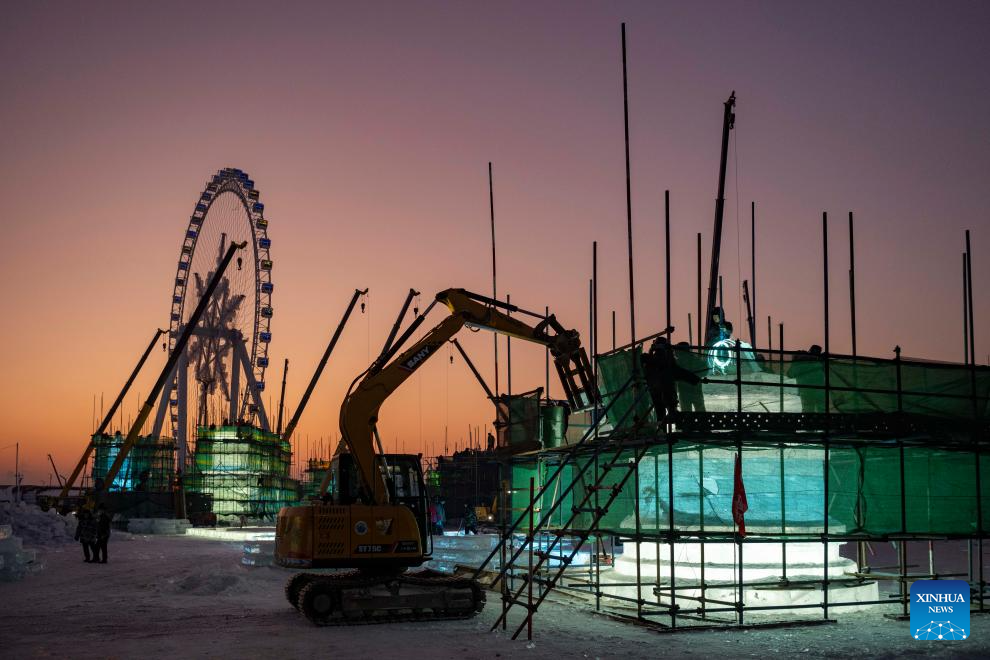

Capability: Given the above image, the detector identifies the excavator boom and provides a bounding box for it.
[328,288,597,504]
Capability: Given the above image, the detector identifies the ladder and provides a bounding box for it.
[474,377,654,639]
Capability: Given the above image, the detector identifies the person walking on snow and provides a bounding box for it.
[75,508,97,562]
[94,503,111,564]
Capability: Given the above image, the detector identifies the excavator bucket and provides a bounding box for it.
[553,347,599,410]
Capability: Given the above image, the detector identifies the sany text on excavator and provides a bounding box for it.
[275,288,598,625]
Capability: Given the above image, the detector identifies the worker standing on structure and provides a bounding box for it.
[673,342,707,412]
[640,337,702,422]
[787,345,826,412]
[463,504,478,535]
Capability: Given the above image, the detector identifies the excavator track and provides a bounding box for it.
[290,570,485,626]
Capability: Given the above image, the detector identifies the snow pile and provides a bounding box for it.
[0,523,42,582]
[0,502,76,547]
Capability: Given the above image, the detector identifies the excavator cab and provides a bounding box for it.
[327,453,431,556]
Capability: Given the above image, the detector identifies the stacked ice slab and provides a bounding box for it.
[425,534,500,574]
[0,524,41,581]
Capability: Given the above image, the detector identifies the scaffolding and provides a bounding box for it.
[185,424,300,519]
[90,433,176,492]
[480,342,990,636]
[299,458,331,500]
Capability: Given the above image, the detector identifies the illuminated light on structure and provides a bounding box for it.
[708,337,736,374]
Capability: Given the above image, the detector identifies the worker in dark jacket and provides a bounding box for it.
[94,503,112,564]
[674,342,708,412]
[75,508,97,562]
[463,504,478,535]
[787,345,826,412]
[641,337,702,421]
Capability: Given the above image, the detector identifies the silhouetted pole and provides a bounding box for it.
[767,315,773,354]
[489,162,499,397]
[751,201,757,334]
[593,241,599,377]
[545,306,550,400]
[621,23,636,344]
[665,190,671,333]
[966,232,976,368]
[611,311,616,351]
[779,322,785,412]
[823,212,830,357]
[704,92,736,344]
[849,212,857,357]
[697,232,702,345]
[743,280,755,346]
[506,294,512,397]
[964,253,970,364]
[381,288,419,358]
[276,358,289,435]
[966,230,984,613]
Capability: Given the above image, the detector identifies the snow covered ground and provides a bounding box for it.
[1,532,989,659]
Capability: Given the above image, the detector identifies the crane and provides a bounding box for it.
[275,288,597,625]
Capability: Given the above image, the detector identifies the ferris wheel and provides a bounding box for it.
[152,168,274,455]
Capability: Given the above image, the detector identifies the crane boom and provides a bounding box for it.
[704,91,736,345]
[281,288,367,444]
[60,327,165,502]
[99,241,246,493]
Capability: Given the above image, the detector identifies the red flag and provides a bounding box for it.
[732,452,748,537]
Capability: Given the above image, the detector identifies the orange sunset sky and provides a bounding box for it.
[2,1,988,484]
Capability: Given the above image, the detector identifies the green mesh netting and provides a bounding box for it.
[828,445,990,534]
[697,352,988,418]
[829,359,990,418]
[511,441,990,537]
[541,405,567,448]
[598,348,654,429]
[496,389,543,450]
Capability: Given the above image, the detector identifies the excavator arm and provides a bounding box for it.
[327,288,597,505]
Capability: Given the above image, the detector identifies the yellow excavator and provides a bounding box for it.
[275,288,597,625]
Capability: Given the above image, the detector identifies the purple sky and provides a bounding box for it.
[2,1,988,482]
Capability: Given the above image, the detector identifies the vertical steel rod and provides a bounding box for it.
[276,358,289,436]
[489,162,499,398]
[665,190,671,332]
[697,232,703,346]
[545,306,551,400]
[964,253,970,365]
[621,23,636,344]
[704,92,736,345]
[966,230,984,612]
[822,212,831,620]
[612,311,616,351]
[751,201,756,333]
[779,323,784,412]
[528,476,534,640]
[849,211,857,357]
